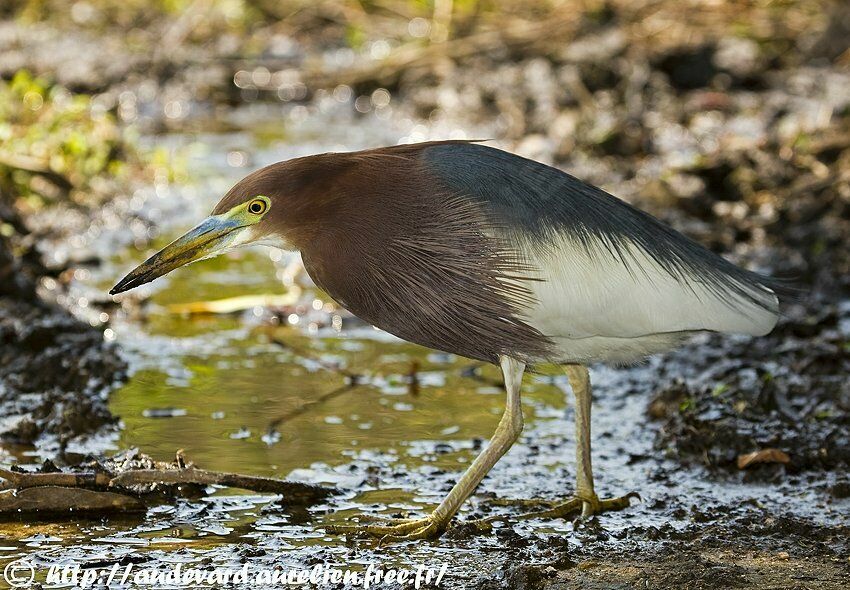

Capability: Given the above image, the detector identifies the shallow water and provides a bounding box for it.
[1,106,846,588]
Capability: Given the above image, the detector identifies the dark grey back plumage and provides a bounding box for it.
[423,142,784,312]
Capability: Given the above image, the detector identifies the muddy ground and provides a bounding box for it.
[0,1,848,588]
[0,195,126,453]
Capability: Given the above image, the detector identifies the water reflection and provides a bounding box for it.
[111,300,556,479]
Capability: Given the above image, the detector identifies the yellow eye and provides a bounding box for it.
[247,198,268,215]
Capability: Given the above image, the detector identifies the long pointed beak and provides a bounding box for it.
[110,215,243,295]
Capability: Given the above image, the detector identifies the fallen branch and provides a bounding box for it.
[0,467,110,489]
[0,453,335,515]
[0,466,330,502]
[108,468,331,503]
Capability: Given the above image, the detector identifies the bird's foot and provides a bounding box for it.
[475,491,640,527]
[571,491,640,518]
[324,514,448,543]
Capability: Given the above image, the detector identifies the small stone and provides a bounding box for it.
[829,481,850,499]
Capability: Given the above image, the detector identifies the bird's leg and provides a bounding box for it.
[325,356,526,542]
[569,364,598,516]
[477,365,636,526]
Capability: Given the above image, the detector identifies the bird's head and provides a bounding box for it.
[110,161,316,295]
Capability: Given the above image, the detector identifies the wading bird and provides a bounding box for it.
[112,141,782,541]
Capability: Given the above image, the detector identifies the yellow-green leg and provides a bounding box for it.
[567,365,638,516]
[325,356,526,542]
[569,364,600,516]
[478,365,637,526]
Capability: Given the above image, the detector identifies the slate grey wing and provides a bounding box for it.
[421,142,780,364]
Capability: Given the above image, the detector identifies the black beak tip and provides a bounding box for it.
[109,272,145,296]
[109,281,128,296]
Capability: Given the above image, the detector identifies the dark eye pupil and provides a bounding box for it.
[250,202,263,213]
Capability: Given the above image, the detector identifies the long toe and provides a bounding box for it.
[596,491,641,514]
[474,491,639,527]
[324,515,447,543]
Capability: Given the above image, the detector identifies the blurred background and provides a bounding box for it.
[0,1,848,587]
[2,0,848,285]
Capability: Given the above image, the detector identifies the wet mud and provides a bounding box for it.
[0,196,126,452]
[0,298,124,446]
[651,305,850,478]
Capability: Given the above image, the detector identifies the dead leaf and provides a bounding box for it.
[167,293,299,315]
[737,448,791,469]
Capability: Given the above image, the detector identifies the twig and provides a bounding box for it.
[267,382,362,432]
[170,13,575,90]
[167,293,298,315]
[461,363,504,387]
[408,360,420,396]
[0,153,74,193]
[272,338,359,380]
[267,338,367,431]
[430,0,454,43]
[155,0,212,62]
[269,13,580,90]
[108,468,332,502]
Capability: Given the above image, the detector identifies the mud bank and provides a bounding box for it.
[0,194,126,452]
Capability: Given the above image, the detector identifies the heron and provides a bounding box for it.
[111,141,783,541]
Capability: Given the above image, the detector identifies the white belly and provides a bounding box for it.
[514,234,779,364]
[541,332,691,365]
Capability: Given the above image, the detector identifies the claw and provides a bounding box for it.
[624,491,642,503]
